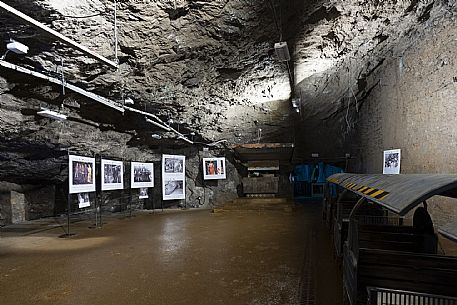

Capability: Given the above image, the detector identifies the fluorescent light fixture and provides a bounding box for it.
[37,109,67,121]
[311,153,319,158]
[7,40,28,55]
[124,97,134,105]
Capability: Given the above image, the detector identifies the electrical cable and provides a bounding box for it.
[267,0,282,41]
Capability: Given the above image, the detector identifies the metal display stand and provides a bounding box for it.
[61,191,75,238]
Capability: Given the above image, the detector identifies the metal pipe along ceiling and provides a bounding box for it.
[0,1,118,69]
[0,60,227,146]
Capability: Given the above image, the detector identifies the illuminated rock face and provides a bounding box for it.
[0,0,293,146]
[0,0,454,215]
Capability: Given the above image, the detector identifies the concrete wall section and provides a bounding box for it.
[356,17,457,226]
[0,192,11,225]
[10,190,26,224]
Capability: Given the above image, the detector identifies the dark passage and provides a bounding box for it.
[0,205,342,305]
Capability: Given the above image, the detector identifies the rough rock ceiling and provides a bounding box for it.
[292,0,455,158]
[0,0,455,184]
[0,0,292,147]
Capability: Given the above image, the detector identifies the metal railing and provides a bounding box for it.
[357,215,402,226]
[367,287,457,305]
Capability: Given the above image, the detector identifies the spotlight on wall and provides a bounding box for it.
[291,98,301,113]
[37,108,67,121]
[274,41,290,62]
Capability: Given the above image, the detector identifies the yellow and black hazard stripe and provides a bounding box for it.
[326,179,389,200]
[327,177,340,184]
[340,182,389,200]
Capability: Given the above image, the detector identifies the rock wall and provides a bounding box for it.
[25,185,56,220]
[291,0,455,159]
[356,12,457,226]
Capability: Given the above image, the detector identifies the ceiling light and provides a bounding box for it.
[151,134,162,139]
[37,108,67,121]
[7,40,28,55]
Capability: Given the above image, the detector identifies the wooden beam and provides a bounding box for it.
[0,1,118,69]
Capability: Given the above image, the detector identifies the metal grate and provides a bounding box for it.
[367,287,457,305]
[298,231,315,305]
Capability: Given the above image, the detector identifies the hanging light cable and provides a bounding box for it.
[114,0,118,64]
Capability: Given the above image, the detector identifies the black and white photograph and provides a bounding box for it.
[162,155,186,200]
[101,159,124,191]
[131,162,154,189]
[383,149,401,174]
[77,193,91,209]
[139,187,149,199]
[203,157,227,180]
[69,155,96,194]
[73,161,94,185]
[164,157,184,173]
[163,179,184,198]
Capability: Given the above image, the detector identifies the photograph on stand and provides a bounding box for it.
[131,162,154,188]
[101,159,124,191]
[69,155,96,194]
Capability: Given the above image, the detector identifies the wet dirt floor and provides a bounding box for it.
[0,204,343,305]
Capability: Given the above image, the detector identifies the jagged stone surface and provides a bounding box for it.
[0,0,456,218]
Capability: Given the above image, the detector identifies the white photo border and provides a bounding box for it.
[202,157,227,180]
[101,159,124,191]
[383,149,401,175]
[162,154,186,200]
[69,155,96,194]
[131,162,154,189]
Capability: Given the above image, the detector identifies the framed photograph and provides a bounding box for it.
[383,149,401,174]
[69,155,96,194]
[163,156,184,173]
[77,193,91,208]
[139,187,149,199]
[131,162,154,189]
[162,155,186,200]
[101,159,124,191]
[203,157,226,180]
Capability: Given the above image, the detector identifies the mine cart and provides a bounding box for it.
[331,189,397,257]
[328,173,457,305]
[322,192,335,228]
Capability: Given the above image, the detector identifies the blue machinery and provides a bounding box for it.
[292,162,343,202]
